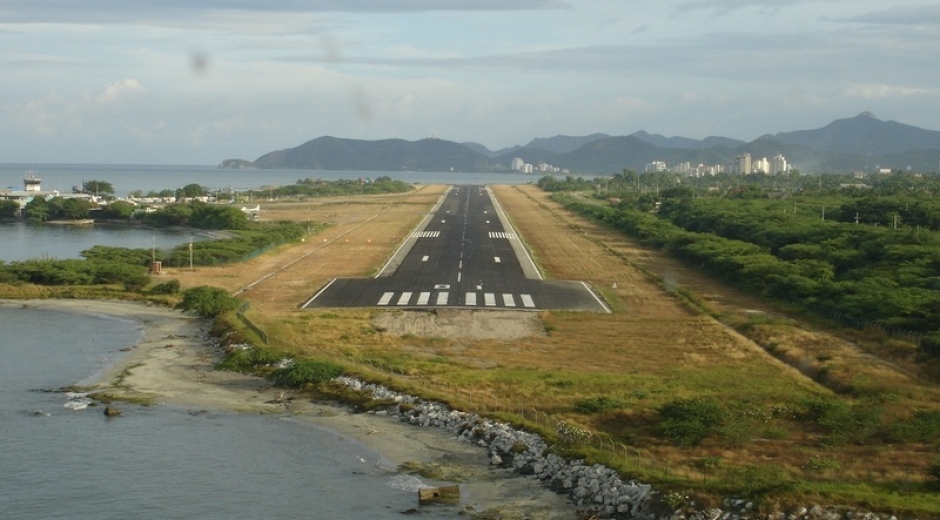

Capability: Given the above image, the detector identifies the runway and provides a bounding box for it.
[302,185,610,312]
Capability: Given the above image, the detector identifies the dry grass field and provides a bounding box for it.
[152,183,940,511]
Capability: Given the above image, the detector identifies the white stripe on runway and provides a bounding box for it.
[502,293,515,307]
[396,292,412,305]
[521,294,535,308]
[422,255,429,262]
[465,292,477,306]
[378,292,394,305]
[417,292,430,305]
[436,292,449,305]
[494,257,501,263]
[484,293,496,306]
[411,231,440,238]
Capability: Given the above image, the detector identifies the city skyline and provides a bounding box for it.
[1,1,938,164]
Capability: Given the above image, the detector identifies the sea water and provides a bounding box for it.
[0,306,457,520]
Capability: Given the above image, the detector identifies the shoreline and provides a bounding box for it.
[1,298,579,519]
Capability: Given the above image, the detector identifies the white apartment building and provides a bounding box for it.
[771,153,788,174]
[645,161,667,173]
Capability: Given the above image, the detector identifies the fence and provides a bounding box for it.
[236,301,269,344]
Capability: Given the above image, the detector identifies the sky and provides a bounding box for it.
[0,0,938,164]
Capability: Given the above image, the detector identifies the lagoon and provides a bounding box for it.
[0,221,202,262]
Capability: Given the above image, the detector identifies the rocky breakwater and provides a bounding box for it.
[335,376,654,519]
[332,377,914,520]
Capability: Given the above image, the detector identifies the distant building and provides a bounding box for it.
[732,154,752,175]
[771,153,788,174]
[753,157,770,174]
[0,174,61,209]
[511,157,525,171]
[644,161,667,173]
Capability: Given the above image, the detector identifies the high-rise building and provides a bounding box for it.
[771,153,788,174]
[511,157,525,171]
[733,154,751,175]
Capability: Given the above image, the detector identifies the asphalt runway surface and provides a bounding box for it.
[302,185,610,312]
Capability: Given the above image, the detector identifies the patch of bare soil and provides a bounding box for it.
[371,310,545,340]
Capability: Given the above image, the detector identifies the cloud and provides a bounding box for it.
[0,0,571,25]
[96,79,146,104]
[844,84,937,99]
[827,4,940,25]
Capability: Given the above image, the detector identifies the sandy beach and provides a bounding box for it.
[4,299,580,519]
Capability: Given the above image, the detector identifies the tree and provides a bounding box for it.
[24,196,50,222]
[59,198,93,219]
[177,183,207,200]
[80,180,115,197]
[102,200,136,219]
[0,200,20,218]
[175,286,241,317]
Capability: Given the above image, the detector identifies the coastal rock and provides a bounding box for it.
[103,406,122,417]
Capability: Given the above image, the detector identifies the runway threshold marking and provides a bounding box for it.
[494,257,501,263]
[417,292,431,305]
[521,294,536,308]
[396,292,412,305]
[484,293,496,307]
[502,293,515,307]
[465,292,477,306]
[422,255,429,262]
[436,292,449,305]
[378,292,394,306]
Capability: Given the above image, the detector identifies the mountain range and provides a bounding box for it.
[221,113,940,174]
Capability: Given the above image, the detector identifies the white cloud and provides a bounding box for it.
[96,79,146,104]
[844,84,937,99]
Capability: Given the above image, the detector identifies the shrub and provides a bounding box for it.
[657,397,729,447]
[175,285,241,317]
[217,346,285,372]
[574,396,623,414]
[887,410,940,443]
[149,279,181,295]
[269,360,344,388]
[734,464,792,498]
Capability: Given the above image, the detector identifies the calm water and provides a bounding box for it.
[0,222,203,262]
[0,163,538,197]
[0,306,458,520]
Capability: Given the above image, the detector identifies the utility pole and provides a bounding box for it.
[855,212,860,224]
[189,237,194,271]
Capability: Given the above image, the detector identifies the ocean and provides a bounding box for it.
[0,304,461,520]
[0,163,539,197]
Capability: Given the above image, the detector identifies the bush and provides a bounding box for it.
[657,397,729,447]
[734,464,792,498]
[175,285,241,317]
[269,361,344,388]
[149,279,181,295]
[574,396,623,414]
[218,346,286,372]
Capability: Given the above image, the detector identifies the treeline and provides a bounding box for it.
[142,200,253,229]
[0,221,311,290]
[261,176,412,198]
[553,193,940,354]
